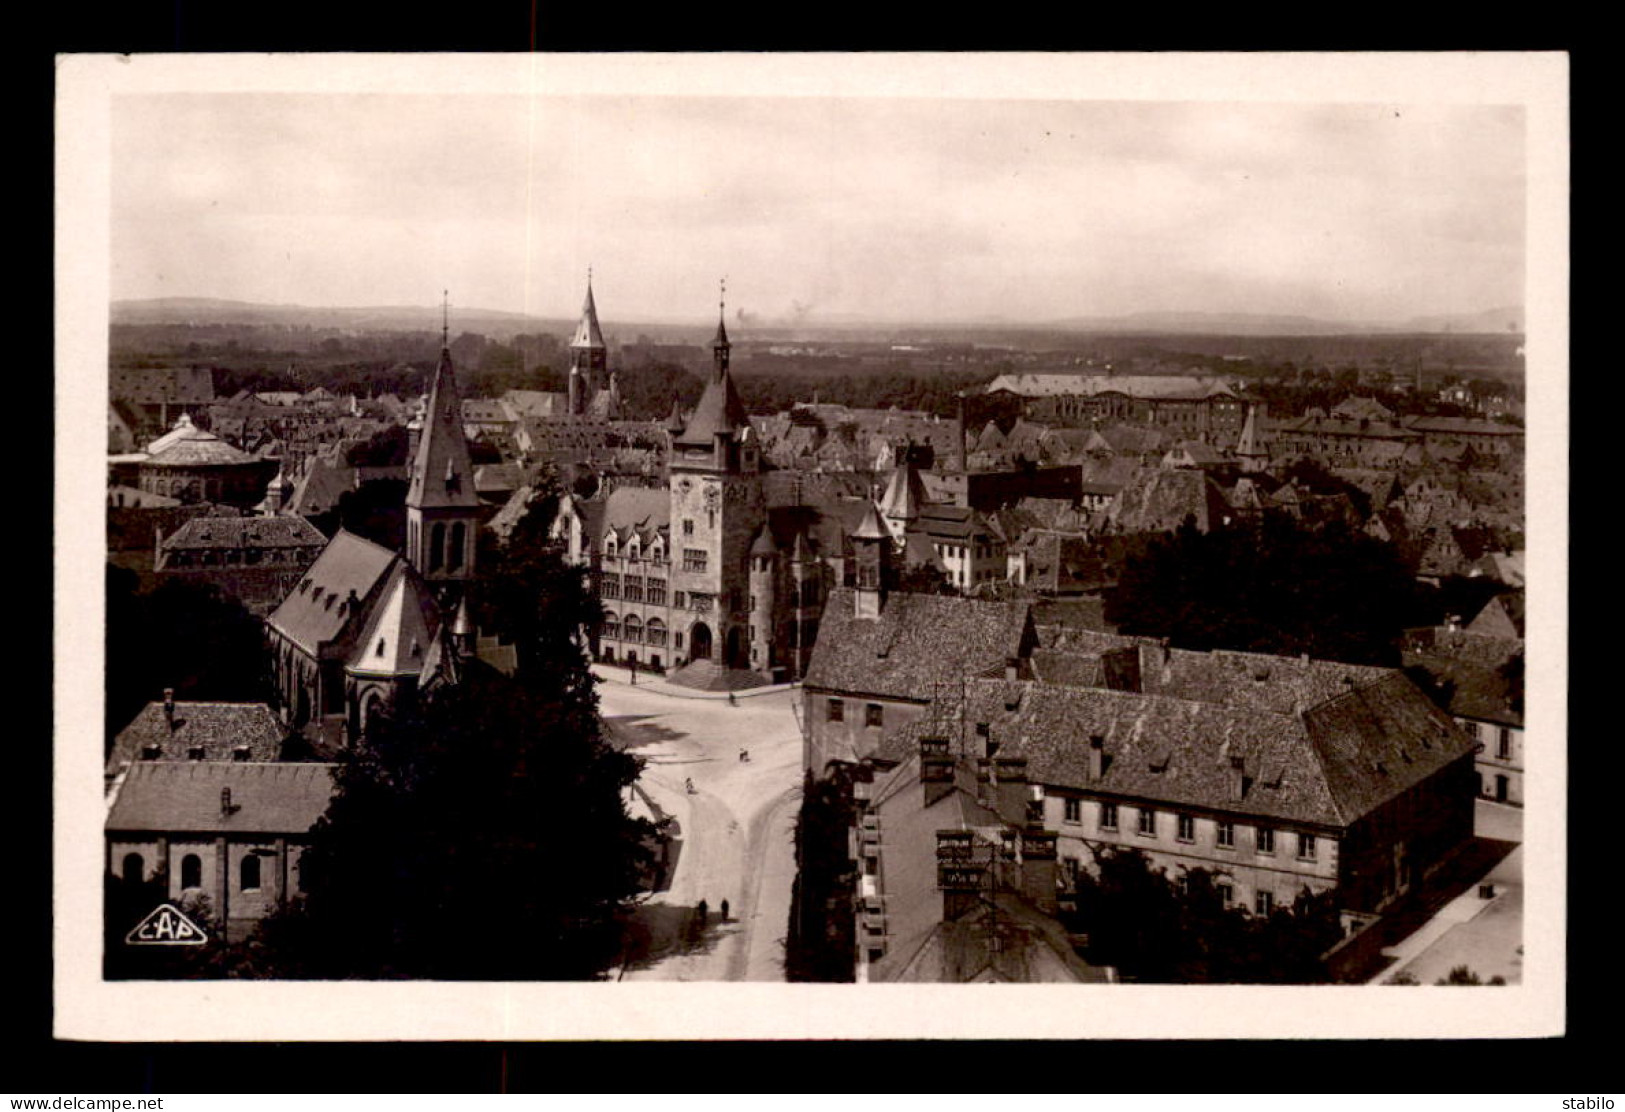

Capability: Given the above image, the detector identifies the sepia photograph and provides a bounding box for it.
[54,51,1567,1041]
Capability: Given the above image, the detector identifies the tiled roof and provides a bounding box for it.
[886,671,1470,828]
[1403,417,1525,437]
[986,373,1237,401]
[107,761,337,834]
[602,485,671,533]
[286,458,355,516]
[110,367,216,405]
[1109,468,1229,534]
[144,429,259,468]
[803,587,1032,702]
[161,514,326,552]
[107,701,285,778]
[266,530,398,656]
[501,390,569,420]
[1399,651,1522,727]
[878,461,927,522]
[462,399,513,424]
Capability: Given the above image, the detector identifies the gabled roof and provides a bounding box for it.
[107,701,285,778]
[878,459,928,523]
[884,671,1470,829]
[349,561,440,677]
[804,588,1031,702]
[161,514,326,552]
[501,389,569,421]
[107,762,337,835]
[986,373,1238,401]
[407,348,480,511]
[267,529,398,656]
[602,484,671,534]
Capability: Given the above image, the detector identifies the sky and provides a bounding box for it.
[110,90,1526,328]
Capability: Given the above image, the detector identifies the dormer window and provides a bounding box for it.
[377,638,387,656]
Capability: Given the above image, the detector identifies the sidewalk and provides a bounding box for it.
[591,663,799,701]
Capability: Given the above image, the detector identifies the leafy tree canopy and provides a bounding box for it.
[1104,514,1426,666]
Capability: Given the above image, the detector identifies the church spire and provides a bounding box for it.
[441,289,449,349]
[711,277,730,377]
[571,270,607,352]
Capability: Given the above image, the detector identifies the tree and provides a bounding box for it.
[268,664,654,980]
[105,566,273,750]
[1065,846,1344,983]
[1105,514,1425,666]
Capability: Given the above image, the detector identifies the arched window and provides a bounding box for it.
[624,614,643,644]
[240,854,261,891]
[364,693,384,734]
[449,522,466,572]
[180,854,202,890]
[602,611,620,640]
[429,523,446,572]
[122,852,144,884]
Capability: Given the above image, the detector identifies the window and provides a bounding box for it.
[240,854,261,891]
[1459,719,1479,740]
[1177,814,1195,843]
[647,579,667,606]
[683,519,694,537]
[123,852,145,883]
[1255,889,1274,916]
[1217,881,1234,906]
[827,698,845,723]
[180,854,203,890]
[1217,821,1235,848]
[1297,833,1317,860]
[449,522,466,572]
[683,549,709,573]
[600,573,620,599]
[674,632,684,649]
[1138,808,1156,836]
[429,523,445,572]
[673,591,686,609]
[624,576,643,603]
[1497,728,1512,759]
[1063,798,1082,824]
[1100,802,1119,830]
[866,703,884,728]
[1256,827,1276,855]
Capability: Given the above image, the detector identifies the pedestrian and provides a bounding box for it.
[720,898,730,923]
[696,898,709,926]
[727,691,737,707]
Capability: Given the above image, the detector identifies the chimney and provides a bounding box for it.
[993,757,1029,827]
[1020,829,1059,914]
[920,736,954,807]
[1229,755,1247,801]
[163,688,176,731]
[1087,735,1105,783]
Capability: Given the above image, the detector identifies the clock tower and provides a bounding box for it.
[668,285,764,671]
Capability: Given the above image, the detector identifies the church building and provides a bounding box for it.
[265,318,475,747]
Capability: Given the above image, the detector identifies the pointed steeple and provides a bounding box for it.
[711,277,730,377]
[665,395,687,436]
[571,270,607,352]
[407,329,479,513]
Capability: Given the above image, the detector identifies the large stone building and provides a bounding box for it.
[985,373,1247,443]
[106,761,337,941]
[556,294,834,683]
[133,415,278,509]
[870,644,1479,921]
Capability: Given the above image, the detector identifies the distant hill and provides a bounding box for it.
[111,298,573,339]
[111,297,1526,341]
[1044,309,1526,337]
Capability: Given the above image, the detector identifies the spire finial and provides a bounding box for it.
[720,276,726,321]
[441,289,449,348]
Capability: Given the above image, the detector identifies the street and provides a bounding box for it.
[596,666,804,981]
[1380,799,1524,985]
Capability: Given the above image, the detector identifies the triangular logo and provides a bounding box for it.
[124,902,209,946]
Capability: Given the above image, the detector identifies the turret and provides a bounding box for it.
[748,525,778,672]
[851,502,890,620]
[878,452,926,545]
